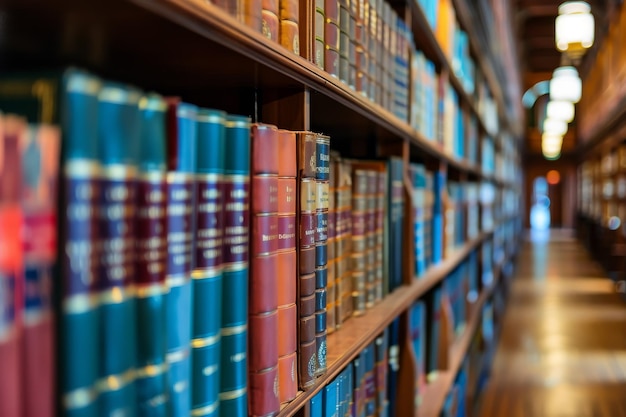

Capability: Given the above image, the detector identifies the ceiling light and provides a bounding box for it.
[555,1,594,57]
[549,66,582,103]
[543,118,568,136]
[542,134,563,148]
[546,100,575,122]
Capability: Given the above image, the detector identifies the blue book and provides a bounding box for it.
[324,379,338,417]
[410,301,426,399]
[219,114,251,417]
[191,109,227,417]
[165,100,198,417]
[310,389,325,417]
[432,169,445,264]
[428,287,443,376]
[136,93,169,417]
[97,82,142,417]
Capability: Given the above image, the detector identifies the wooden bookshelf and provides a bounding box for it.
[278,231,491,416]
[418,256,507,417]
[0,0,522,415]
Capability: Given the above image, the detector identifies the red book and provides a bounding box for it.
[0,114,25,417]
[276,129,298,403]
[21,124,60,417]
[248,123,280,416]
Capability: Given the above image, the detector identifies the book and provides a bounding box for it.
[310,388,324,417]
[279,0,299,54]
[97,81,142,417]
[135,94,169,417]
[374,329,389,416]
[350,167,367,315]
[0,113,24,417]
[165,99,198,417]
[387,157,404,291]
[248,123,280,416]
[297,131,318,391]
[191,108,227,417]
[327,151,337,334]
[333,155,353,326]
[314,0,325,69]
[276,129,298,403]
[409,301,426,405]
[21,121,60,417]
[325,0,340,77]
[315,133,330,376]
[220,114,251,417]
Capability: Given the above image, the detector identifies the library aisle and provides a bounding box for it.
[478,230,626,417]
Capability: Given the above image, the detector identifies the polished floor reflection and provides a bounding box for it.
[478,230,626,417]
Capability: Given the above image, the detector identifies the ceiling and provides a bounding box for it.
[513,0,613,154]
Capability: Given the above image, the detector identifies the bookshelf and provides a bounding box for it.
[0,0,522,416]
[576,2,626,283]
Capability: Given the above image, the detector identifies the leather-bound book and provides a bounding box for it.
[191,108,227,417]
[296,131,318,390]
[276,129,298,403]
[248,123,280,417]
[334,157,353,325]
[0,114,24,417]
[326,151,337,334]
[279,0,300,54]
[135,94,169,417]
[219,114,251,417]
[314,0,325,69]
[97,82,142,417]
[165,99,198,417]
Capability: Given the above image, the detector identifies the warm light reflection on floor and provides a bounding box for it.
[477,231,626,417]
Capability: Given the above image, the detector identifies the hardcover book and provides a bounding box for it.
[136,94,169,417]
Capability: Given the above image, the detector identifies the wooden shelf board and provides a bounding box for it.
[418,258,505,417]
[277,232,490,416]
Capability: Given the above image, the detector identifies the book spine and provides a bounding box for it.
[338,161,353,323]
[97,82,142,417]
[351,168,367,316]
[279,0,300,54]
[364,171,376,308]
[262,0,280,41]
[220,114,251,417]
[21,123,59,417]
[135,94,168,417]
[310,388,325,417]
[314,0,325,69]
[165,100,198,417]
[386,317,400,417]
[374,170,385,302]
[387,157,404,290]
[297,132,318,390]
[374,329,388,416]
[326,152,337,334]
[324,0,339,77]
[191,108,227,417]
[249,123,280,417]
[338,0,350,84]
[59,71,102,417]
[315,134,330,377]
[324,378,338,417]
[276,130,298,404]
[432,169,445,264]
[0,114,24,417]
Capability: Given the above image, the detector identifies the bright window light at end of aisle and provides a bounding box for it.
[546,100,575,122]
[550,66,582,103]
[556,1,594,52]
[543,118,568,136]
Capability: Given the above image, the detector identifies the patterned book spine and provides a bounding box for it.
[97,82,142,416]
[364,170,376,308]
[296,132,317,390]
[165,100,197,417]
[351,168,367,316]
[191,108,227,417]
[276,130,298,404]
[326,152,337,334]
[338,0,350,84]
[314,0,325,69]
[262,0,280,41]
[325,0,340,77]
[374,170,385,301]
[335,159,353,324]
[59,71,102,417]
[248,123,280,417]
[220,114,251,417]
[374,329,389,416]
[21,123,60,417]
[315,134,330,377]
[279,0,300,54]
[364,344,376,417]
[0,114,24,417]
[135,94,168,417]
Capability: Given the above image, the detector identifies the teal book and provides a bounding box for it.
[97,81,142,417]
[165,99,198,417]
[310,389,324,417]
[136,94,168,416]
[386,157,404,291]
[191,108,227,417]
[219,114,251,417]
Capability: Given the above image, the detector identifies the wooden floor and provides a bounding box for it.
[478,230,626,417]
